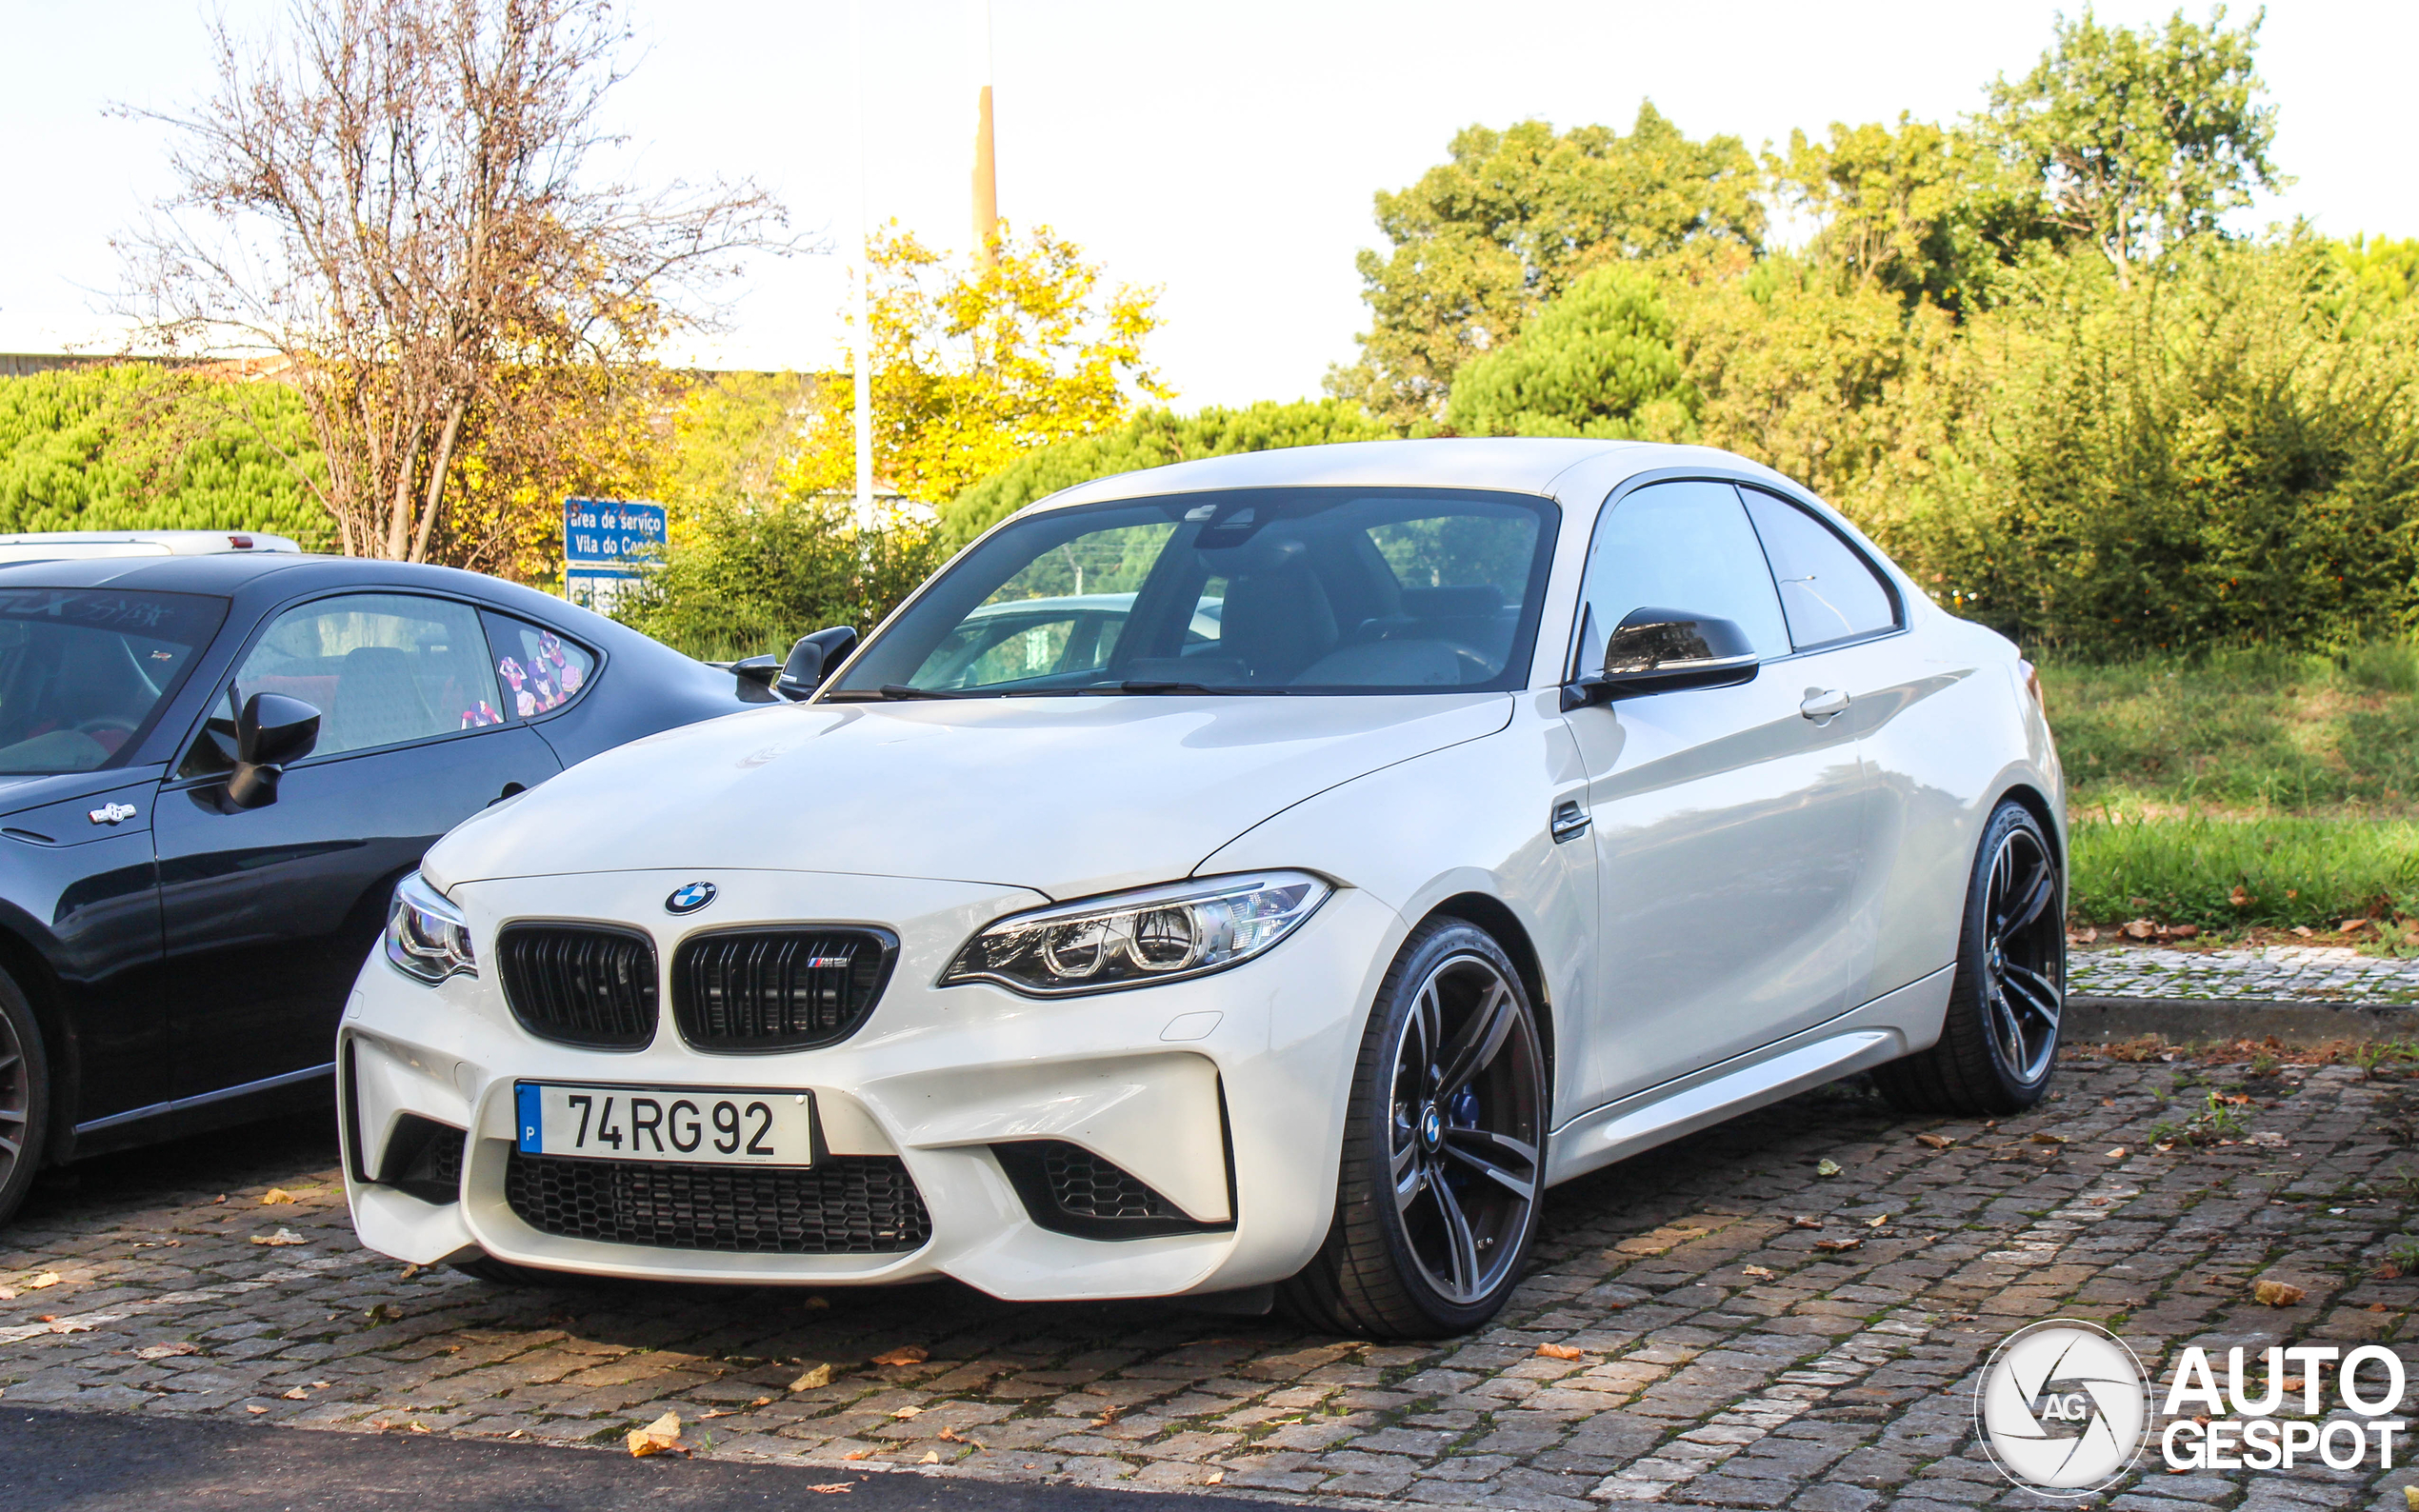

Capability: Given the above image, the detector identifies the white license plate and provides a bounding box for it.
[513,1083,815,1166]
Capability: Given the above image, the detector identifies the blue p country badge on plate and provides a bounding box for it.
[515,1082,542,1153]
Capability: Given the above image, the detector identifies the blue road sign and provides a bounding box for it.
[563,498,666,611]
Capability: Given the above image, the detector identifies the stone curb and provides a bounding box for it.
[2066,992,2419,1045]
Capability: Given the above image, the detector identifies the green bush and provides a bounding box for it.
[942,398,1387,546]
[611,497,941,663]
[0,366,330,546]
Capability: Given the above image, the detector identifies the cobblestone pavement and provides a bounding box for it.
[2071,944,2419,1005]
[4,1052,2417,1511]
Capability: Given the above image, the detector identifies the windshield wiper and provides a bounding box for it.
[1079,680,1268,695]
[821,685,984,702]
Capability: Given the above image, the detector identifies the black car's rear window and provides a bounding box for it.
[0,588,229,773]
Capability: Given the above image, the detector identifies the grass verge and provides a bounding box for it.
[2069,812,2419,934]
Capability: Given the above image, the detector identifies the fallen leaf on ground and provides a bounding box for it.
[2342,918,2371,935]
[1814,1159,1842,1178]
[245,1404,270,1414]
[281,1387,310,1400]
[843,1450,871,1461]
[2375,1263,2406,1281]
[311,1382,329,1389]
[49,1319,91,1334]
[410,1422,430,1434]
[809,1486,854,1495]
[869,1345,928,1366]
[918,1451,940,1464]
[260,1188,297,1205]
[2122,919,2155,941]
[1914,1134,1953,1150]
[0,1288,12,1301]
[1789,1216,1824,1230]
[1741,1265,1777,1281]
[134,1343,198,1360]
[2229,885,2251,907]
[2068,926,2098,945]
[1205,1471,1224,1485]
[2254,1280,2308,1307]
[937,1427,966,1442]
[627,1411,686,1458]
[790,1363,833,1391]
[2030,1132,2067,1145]
[2290,925,2314,939]
[2170,925,2200,940]
[211,1195,227,1205]
[26,1272,60,1290]
[1864,1214,1890,1228]
[1813,1238,1862,1253]
[701,1409,736,1420]
[251,1228,308,1247]
[749,1397,771,1407]
[2107,1147,2129,1159]
[890,1405,921,1420]
[2404,1486,2418,1512]
[399,1264,424,1281]
[1536,1343,1585,1360]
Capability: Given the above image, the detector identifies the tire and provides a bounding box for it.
[1280,918,1548,1340]
[0,968,50,1231]
[1874,800,2065,1117]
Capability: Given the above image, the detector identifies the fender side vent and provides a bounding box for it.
[991,1140,1229,1241]
[376,1114,467,1205]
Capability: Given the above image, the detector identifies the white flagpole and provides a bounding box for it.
[849,0,874,530]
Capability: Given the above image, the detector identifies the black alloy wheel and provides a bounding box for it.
[1283,919,1547,1339]
[0,969,50,1229]
[1875,801,2065,1116]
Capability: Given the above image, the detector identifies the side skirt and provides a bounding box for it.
[1543,964,1954,1188]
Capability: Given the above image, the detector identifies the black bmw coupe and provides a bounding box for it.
[0,548,775,1225]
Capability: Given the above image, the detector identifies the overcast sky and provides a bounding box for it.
[3,0,2405,407]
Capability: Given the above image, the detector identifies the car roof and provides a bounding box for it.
[1020,438,1801,516]
[0,529,304,562]
[0,551,507,600]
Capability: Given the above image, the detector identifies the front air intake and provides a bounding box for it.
[504,1151,930,1254]
[671,928,897,1052]
[991,1140,1230,1240]
[496,925,659,1049]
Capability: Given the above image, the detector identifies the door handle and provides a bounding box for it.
[1550,800,1591,844]
[1799,688,1850,722]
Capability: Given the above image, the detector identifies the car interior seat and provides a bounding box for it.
[326,645,435,752]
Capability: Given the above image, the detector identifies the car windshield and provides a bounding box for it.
[0,588,228,774]
[831,487,1559,698]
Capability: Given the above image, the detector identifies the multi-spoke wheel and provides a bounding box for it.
[0,967,51,1230]
[1874,800,2064,1116]
[1282,919,1546,1339]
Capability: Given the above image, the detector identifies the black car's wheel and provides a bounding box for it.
[1281,919,1547,1340]
[1874,800,2064,1116]
[0,969,51,1230]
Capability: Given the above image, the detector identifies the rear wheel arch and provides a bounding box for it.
[1996,782,2065,874]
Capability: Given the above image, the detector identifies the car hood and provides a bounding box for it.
[423,692,1514,901]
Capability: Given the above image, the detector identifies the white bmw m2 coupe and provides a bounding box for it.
[341,439,2064,1339]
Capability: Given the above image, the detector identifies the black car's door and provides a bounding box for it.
[154,590,561,1105]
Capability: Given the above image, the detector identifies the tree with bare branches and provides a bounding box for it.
[118,0,785,562]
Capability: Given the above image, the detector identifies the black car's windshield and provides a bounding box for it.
[830,487,1560,698]
[0,588,228,773]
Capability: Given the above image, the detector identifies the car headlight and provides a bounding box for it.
[942,872,1330,997]
[385,871,476,984]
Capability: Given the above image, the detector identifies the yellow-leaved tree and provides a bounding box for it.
[793,221,1170,506]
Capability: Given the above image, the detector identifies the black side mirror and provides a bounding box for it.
[1561,607,1759,709]
[224,692,320,809]
[730,654,781,688]
[776,626,858,700]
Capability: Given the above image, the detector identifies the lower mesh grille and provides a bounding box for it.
[504,1150,930,1254]
[497,925,659,1049]
[990,1139,1226,1240]
[1047,1143,1185,1221]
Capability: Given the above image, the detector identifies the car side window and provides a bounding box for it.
[1573,480,1789,671]
[481,614,595,720]
[1738,487,1899,650]
[227,594,506,760]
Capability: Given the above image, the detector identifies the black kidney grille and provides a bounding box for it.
[497,925,659,1049]
[672,929,896,1051]
[504,1150,930,1254]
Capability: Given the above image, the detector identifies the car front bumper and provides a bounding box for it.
[339,867,1398,1301]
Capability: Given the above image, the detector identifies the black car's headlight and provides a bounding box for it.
[385,871,476,984]
[941,872,1329,998]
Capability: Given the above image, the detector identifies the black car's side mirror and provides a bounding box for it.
[776,626,858,700]
[224,692,321,809]
[730,654,781,688]
[1561,607,1760,709]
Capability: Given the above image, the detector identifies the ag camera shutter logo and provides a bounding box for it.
[1976,1320,2150,1495]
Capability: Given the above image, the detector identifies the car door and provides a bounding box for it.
[154,591,562,1108]
[1559,479,1873,1108]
